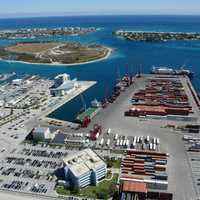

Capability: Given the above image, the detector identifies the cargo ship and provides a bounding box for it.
[151,66,194,78]
[102,74,134,108]
[76,99,102,127]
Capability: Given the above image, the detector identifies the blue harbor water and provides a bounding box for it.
[0,15,200,121]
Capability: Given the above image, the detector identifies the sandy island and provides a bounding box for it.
[0,42,112,66]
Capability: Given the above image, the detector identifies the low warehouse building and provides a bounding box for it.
[32,127,55,141]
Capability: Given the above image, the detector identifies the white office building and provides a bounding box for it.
[50,73,79,97]
[63,149,107,188]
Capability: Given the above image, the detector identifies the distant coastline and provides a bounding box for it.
[114,30,200,42]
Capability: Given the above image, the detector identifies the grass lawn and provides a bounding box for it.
[79,174,118,198]
[56,174,119,199]
[106,159,121,169]
[56,186,71,196]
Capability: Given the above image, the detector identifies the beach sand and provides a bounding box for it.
[0,47,113,67]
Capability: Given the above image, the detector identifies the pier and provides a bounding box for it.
[25,81,96,130]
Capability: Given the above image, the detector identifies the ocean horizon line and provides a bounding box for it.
[1,13,200,20]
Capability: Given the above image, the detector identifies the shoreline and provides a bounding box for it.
[0,47,112,66]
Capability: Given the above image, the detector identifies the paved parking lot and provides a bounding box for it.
[0,142,73,197]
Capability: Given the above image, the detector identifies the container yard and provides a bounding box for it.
[119,150,173,200]
[82,73,198,200]
[124,74,200,121]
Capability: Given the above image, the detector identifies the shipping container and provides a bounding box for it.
[120,139,123,146]
[146,135,150,143]
[114,133,118,140]
[106,139,110,146]
[99,138,104,146]
[107,128,112,135]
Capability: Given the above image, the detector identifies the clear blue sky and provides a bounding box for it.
[0,0,199,18]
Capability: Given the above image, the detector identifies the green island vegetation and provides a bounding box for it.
[0,42,110,65]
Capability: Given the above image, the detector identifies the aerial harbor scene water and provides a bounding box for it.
[0,1,200,200]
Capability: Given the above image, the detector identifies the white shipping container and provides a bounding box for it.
[133,136,136,144]
[116,139,120,146]
[146,136,150,143]
[106,139,110,146]
[149,143,153,150]
[100,138,104,146]
[123,139,127,146]
[107,128,112,135]
[114,134,118,140]
[126,139,129,147]
[142,143,146,150]
[95,132,100,139]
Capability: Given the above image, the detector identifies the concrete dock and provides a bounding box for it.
[43,81,96,117]
[25,81,96,130]
[82,74,198,200]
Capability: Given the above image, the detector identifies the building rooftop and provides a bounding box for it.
[55,73,70,80]
[56,80,75,90]
[63,148,105,177]
[122,181,147,193]
[33,127,49,134]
